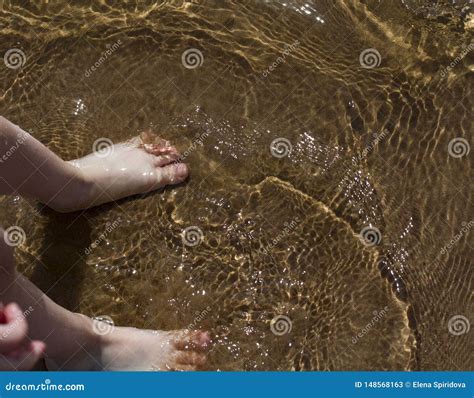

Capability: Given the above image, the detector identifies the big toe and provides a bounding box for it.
[173,330,211,352]
[156,163,189,187]
[176,351,207,367]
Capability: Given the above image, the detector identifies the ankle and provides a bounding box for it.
[45,313,103,370]
[45,164,94,213]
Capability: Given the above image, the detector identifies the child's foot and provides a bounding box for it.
[45,314,211,371]
[98,328,210,371]
[51,131,189,212]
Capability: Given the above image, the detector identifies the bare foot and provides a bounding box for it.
[98,328,210,371]
[52,131,188,212]
[45,314,210,371]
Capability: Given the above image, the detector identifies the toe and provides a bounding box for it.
[144,144,180,157]
[156,163,189,187]
[176,351,207,367]
[173,330,211,352]
[153,153,182,167]
[140,131,170,147]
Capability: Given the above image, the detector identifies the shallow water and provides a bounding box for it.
[0,0,472,370]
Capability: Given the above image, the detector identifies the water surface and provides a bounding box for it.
[0,0,472,370]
